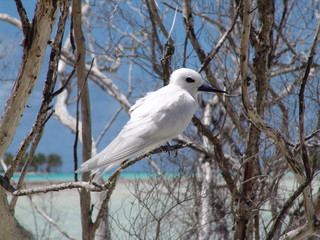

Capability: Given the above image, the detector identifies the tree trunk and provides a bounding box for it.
[0,0,58,164]
[0,1,58,239]
[235,0,274,238]
[198,103,214,240]
[0,188,34,240]
[72,1,94,239]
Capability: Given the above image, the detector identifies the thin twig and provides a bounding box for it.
[28,196,77,240]
[14,0,30,37]
[9,126,45,211]
[266,175,315,240]
[167,5,178,44]
[298,20,320,179]
[51,62,77,98]
[74,58,95,181]
[3,0,70,183]
[73,87,80,181]
[92,170,120,233]
[96,106,123,147]
[197,4,241,73]
[92,142,191,231]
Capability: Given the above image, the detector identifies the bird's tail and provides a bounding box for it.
[75,151,123,180]
[75,165,89,173]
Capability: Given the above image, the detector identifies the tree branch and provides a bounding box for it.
[192,116,237,195]
[28,196,77,240]
[9,124,45,211]
[197,4,241,73]
[14,0,30,36]
[0,13,22,29]
[0,0,58,160]
[266,175,315,240]
[145,0,175,83]
[298,20,320,180]
[72,1,94,238]
[182,0,246,140]
[11,144,190,196]
[61,49,132,112]
[235,1,252,238]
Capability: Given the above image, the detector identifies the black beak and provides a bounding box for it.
[198,84,227,93]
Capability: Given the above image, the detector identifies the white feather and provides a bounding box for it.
[76,68,217,178]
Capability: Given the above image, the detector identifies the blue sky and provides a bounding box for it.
[2,1,319,175]
[0,1,146,173]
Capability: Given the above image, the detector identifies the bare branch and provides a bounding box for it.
[9,124,45,210]
[298,20,320,179]
[4,0,70,181]
[266,175,315,240]
[0,14,22,29]
[145,0,175,82]
[197,5,241,73]
[72,2,94,239]
[0,1,58,160]
[14,0,30,36]
[29,196,77,240]
[61,49,132,112]
[95,106,123,147]
[192,116,236,194]
[11,144,190,196]
[13,181,104,196]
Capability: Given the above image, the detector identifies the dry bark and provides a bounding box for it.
[71,1,95,239]
[0,1,59,239]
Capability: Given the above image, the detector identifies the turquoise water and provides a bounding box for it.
[11,172,157,182]
[9,172,296,182]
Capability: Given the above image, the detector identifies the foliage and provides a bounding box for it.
[1,153,62,173]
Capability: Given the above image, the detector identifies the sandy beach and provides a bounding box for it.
[11,175,319,239]
[14,178,135,240]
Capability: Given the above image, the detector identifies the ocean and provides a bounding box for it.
[11,171,155,182]
[11,172,149,240]
[10,172,309,239]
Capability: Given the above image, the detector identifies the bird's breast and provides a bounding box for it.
[153,92,196,135]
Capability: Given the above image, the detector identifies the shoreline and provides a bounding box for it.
[7,171,161,182]
[13,178,135,240]
[10,174,316,240]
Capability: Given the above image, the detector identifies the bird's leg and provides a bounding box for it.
[173,147,179,157]
[164,142,184,157]
[165,142,172,156]
[89,173,96,183]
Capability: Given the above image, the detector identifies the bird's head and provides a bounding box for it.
[169,68,226,96]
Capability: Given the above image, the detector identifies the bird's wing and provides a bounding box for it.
[76,86,196,174]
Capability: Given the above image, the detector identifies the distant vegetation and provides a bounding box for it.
[1,153,62,173]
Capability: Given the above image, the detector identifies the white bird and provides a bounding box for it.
[76,68,225,179]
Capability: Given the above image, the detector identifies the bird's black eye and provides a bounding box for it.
[186,77,195,83]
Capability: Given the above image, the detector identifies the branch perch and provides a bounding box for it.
[11,144,190,196]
